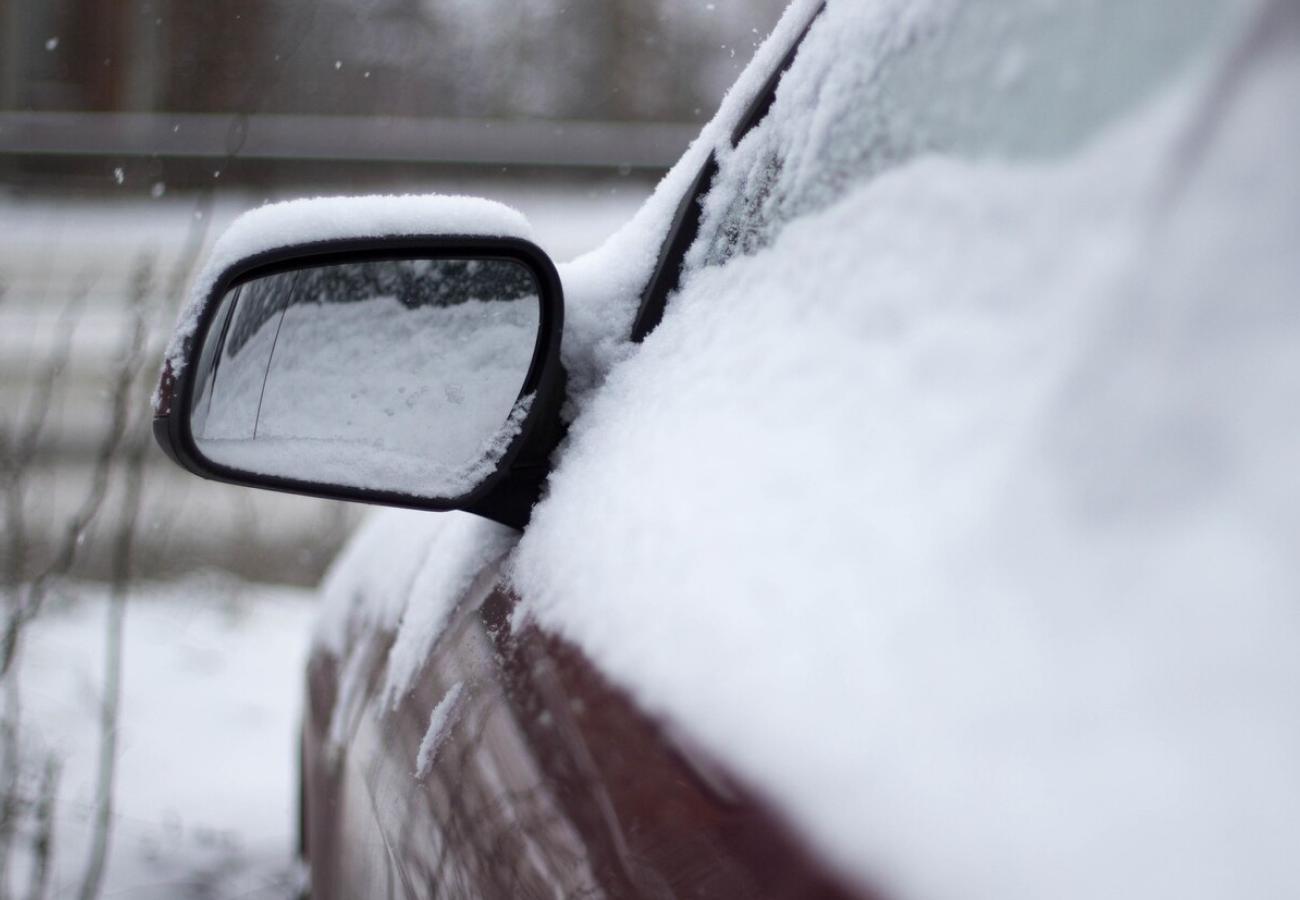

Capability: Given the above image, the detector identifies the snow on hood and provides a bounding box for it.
[315,1,1299,898]
[512,3,1300,900]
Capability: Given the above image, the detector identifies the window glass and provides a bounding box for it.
[697,0,1254,267]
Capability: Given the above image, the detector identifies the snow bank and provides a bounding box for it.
[512,3,1300,900]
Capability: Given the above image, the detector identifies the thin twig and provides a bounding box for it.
[76,258,154,900]
[23,757,59,900]
[12,281,93,473]
[0,674,20,898]
[8,268,149,676]
[1,279,94,684]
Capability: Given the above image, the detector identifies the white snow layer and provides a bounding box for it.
[158,194,534,401]
[310,0,826,706]
[19,580,315,898]
[313,1,1300,899]
[315,510,515,747]
[415,682,466,780]
[509,5,1300,900]
[552,0,826,404]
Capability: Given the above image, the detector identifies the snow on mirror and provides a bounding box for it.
[189,257,540,499]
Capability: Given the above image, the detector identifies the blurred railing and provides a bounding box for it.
[0,112,697,170]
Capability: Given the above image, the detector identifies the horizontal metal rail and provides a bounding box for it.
[0,112,697,170]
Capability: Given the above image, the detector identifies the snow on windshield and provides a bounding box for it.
[510,2,1300,900]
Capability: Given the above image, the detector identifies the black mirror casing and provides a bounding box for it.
[153,235,566,531]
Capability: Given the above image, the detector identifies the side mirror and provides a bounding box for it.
[153,199,565,530]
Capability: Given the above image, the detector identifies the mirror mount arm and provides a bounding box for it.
[465,462,551,531]
[463,366,568,530]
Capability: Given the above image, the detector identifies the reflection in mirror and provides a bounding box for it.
[190,257,540,498]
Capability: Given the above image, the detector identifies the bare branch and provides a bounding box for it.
[11,278,95,474]
[4,259,153,678]
[76,257,154,900]
[23,758,59,900]
[2,277,95,684]
[0,671,21,897]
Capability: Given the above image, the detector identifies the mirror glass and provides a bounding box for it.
[189,256,540,498]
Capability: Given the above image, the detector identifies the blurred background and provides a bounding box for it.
[2,0,788,584]
[0,1,786,896]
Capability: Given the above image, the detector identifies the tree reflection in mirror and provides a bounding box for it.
[190,257,540,499]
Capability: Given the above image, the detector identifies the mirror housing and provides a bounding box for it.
[154,231,565,531]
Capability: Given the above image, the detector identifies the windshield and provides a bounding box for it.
[697,0,1255,266]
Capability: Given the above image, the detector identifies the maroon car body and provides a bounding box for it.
[302,571,872,899]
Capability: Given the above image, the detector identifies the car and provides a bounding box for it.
[152,0,1300,897]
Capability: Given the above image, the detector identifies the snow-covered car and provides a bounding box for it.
[152,0,1300,897]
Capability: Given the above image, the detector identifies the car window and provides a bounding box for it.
[696,0,1254,268]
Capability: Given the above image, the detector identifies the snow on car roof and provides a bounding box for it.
[323,1,1300,898]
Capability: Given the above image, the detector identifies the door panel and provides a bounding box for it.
[303,570,874,899]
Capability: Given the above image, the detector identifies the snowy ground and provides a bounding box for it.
[15,576,317,900]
